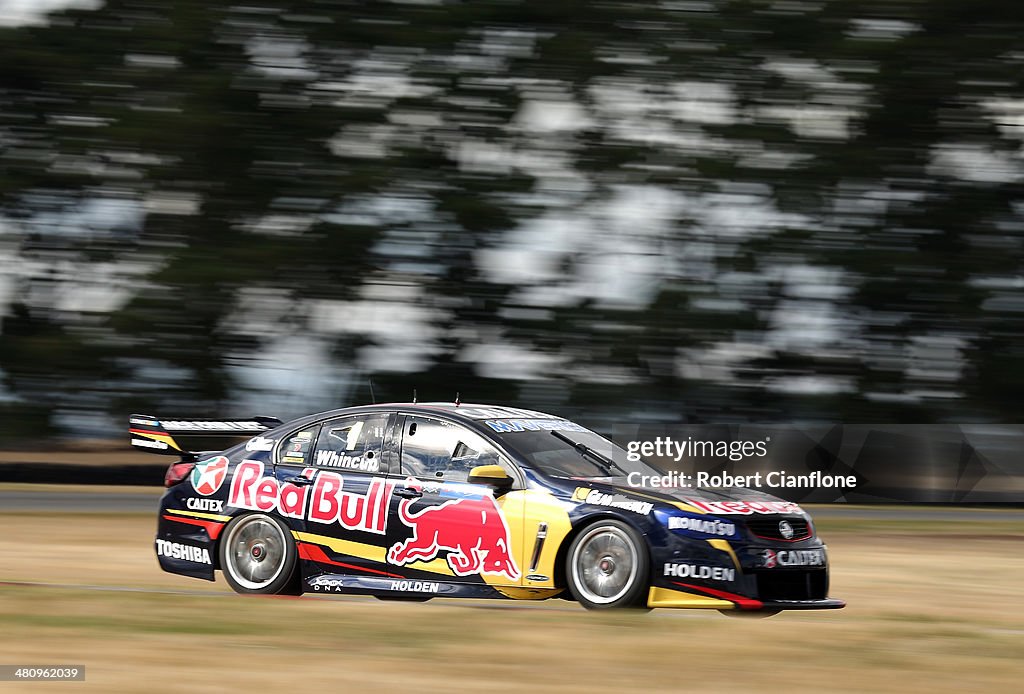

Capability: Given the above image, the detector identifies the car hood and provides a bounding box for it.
[571,477,809,518]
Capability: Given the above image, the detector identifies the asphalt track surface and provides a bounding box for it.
[1,489,163,513]
[1,487,1022,520]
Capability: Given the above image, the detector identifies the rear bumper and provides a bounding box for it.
[154,487,222,581]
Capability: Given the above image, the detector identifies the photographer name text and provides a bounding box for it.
[626,470,856,489]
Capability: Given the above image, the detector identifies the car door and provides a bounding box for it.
[385,414,526,588]
[285,412,398,578]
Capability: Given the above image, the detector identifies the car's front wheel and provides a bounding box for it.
[566,519,650,609]
[220,513,299,595]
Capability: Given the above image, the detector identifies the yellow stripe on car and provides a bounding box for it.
[292,530,454,576]
[166,508,232,522]
[647,586,733,609]
[706,539,741,570]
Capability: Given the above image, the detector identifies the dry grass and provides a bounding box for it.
[1,509,1022,693]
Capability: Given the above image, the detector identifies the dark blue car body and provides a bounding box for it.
[136,403,844,614]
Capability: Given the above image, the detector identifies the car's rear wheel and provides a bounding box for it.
[566,519,649,609]
[220,513,298,595]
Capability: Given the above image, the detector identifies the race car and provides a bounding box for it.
[133,403,845,615]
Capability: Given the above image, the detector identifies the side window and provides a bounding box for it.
[311,414,387,474]
[400,416,503,482]
[277,426,320,466]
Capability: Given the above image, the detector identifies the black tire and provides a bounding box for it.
[565,519,650,610]
[719,609,781,619]
[219,513,299,595]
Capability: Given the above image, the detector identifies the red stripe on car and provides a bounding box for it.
[296,542,396,577]
[671,581,765,609]
[162,514,225,540]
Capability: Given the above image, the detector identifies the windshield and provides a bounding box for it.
[488,422,665,480]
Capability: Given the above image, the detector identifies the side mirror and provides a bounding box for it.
[468,464,513,495]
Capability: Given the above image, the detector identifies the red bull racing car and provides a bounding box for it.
[135,404,845,615]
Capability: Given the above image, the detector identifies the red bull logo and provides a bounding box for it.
[228,461,393,533]
[387,493,521,581]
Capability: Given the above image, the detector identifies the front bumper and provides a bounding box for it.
[651,525,844,611]
[648,584,845,610]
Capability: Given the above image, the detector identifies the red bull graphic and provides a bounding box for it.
[387,493,521,582]
[228,461,394,534]
[685,499,803,515]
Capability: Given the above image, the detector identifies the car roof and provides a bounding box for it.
[277,402,566,430]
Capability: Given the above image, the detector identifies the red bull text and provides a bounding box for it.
[229,461,393,533]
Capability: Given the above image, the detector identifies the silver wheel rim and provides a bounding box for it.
[223,515,288,591]
[571,525,639,605]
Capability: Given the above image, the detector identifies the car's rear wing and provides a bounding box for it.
[128,414,283,458]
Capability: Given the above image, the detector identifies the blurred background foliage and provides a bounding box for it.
[1,0,1023,440]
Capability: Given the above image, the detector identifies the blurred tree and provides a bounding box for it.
[0,0,1022,438]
